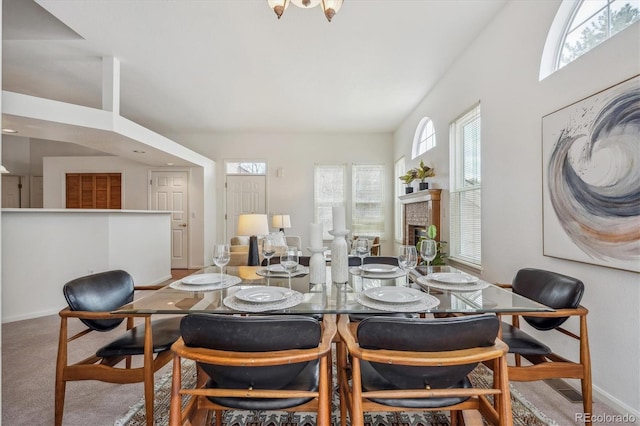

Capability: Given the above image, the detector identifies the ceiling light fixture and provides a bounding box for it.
[267,0,343,22]
[2,128,18,133]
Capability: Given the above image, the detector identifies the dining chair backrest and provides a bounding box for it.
[357,314,499,389]
[63,270,134,332]
[262,256,311,266]
[180,314,321,389]
[512,268,584,330]
[363,256,398,266]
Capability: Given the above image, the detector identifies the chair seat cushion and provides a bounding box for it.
[96,316,182,357]
[360,360,472,408]
[205,359,319,410]
[501,322,551,356]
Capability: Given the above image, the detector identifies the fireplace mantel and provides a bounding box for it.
[400,189,441,245]
[399,189,441,204]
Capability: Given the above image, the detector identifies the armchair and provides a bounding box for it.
[495,268,592,422]
[170,313,336,426]
[55,270,182,426]
[337,314,512,426]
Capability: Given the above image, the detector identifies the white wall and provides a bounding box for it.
[42,156,208,268]
[1,209,171,322]
[393,0,640,417]
[43,156,150,209]
[178,132,395,255]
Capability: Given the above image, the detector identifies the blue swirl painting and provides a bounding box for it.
[542,75,640,272]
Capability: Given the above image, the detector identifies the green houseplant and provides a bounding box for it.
[416,224,447,266]
[415,160,435,190]
[399,170,417,194]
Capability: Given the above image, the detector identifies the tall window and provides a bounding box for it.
[449,104,481,267]
[352,164,385,238]
[394,156,406,242]
[541,0,640,78]
[314,164,346,239]
[412,117,437,159]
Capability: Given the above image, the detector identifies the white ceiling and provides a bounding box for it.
[2,0,508,149]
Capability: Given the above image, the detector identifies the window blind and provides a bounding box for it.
[352,164,385,238]
[450,104,481,266]
[314,164,346,240]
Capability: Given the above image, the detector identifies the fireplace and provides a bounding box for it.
[400,189,441,245]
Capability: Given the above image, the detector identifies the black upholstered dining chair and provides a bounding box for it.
[55,270,182,426]
[169,313,336,426]
[261,255,311,266]
[495,268,592,421]
[363,256,399,266]
[337,314,512,426]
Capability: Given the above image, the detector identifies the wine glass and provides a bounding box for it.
[213,244,230,281]
[262,237,276,268]
[355,238,370,267]
[398,245,418,286]
[280,246,299,289]
[420,239,438,273]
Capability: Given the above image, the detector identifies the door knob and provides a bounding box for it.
[179,223,187,227]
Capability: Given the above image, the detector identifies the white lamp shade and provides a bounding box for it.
[237,214,269,236]
[272,214,291,229]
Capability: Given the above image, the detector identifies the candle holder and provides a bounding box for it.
[328,229,349,284]
[307,246,328,284]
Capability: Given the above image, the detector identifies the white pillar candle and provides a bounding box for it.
[332,206,346,231]
[310,223,323,248]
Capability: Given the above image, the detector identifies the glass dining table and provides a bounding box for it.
[113,264,552,316]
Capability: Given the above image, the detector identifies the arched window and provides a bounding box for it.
[541,0,640,80]
[412,117,436,159]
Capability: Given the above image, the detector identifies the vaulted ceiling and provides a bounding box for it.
[2,0,507,158]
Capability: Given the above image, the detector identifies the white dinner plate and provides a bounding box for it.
[181,273,223,286]
[361,264,398,274]
[427,272,479,284]
[235,287,294,303]
[266,264,302,273]
[363,287,426,304]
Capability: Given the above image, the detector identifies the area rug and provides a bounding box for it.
[116,360,558,426]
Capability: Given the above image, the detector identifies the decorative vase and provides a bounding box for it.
[405,186,414,194]
[419,182,429,190]
[328,229,349,284]
[307,246,327,284]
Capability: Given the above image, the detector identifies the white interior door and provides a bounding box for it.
[226,175,266,240]
[2,175,21,208]
[150,171,189,269]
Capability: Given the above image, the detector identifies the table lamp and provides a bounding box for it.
[237,214,269,266]
[272,214,291,233]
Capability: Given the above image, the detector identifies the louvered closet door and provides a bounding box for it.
[66,173,122,209]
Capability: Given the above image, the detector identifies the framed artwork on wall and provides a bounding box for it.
[542,74,640,272]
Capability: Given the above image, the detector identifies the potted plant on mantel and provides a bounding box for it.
[415,160,435,191]
[399,170,416,194]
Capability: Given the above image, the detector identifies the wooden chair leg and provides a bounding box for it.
[143,317,155,426]
[169,356,182,426]
[55,317,68,426]
[215,410,223,426]
[461,410,484,425]
[450,410,458,426]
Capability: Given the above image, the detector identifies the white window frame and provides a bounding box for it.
[394,156,406,243]
[412,117,436,159]
[540,0,640,80]
[449,104,482,268]
[351,164,385,239]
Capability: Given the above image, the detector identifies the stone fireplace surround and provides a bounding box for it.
[399,189,441,246]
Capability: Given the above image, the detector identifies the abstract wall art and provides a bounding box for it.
[542,75,640,272]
